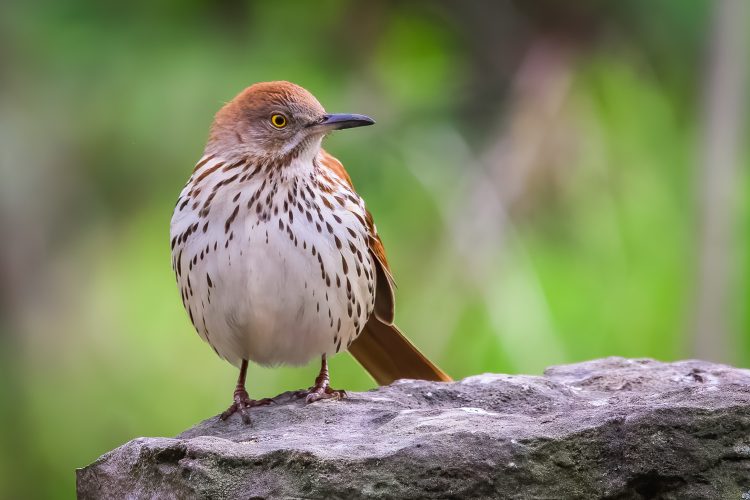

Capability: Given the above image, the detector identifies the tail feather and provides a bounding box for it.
[348,318,452,385]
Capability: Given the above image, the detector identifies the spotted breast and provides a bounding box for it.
[171,146,377,367]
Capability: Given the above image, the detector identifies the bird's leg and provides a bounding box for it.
[220,359,273,424]
[294,354,346,404]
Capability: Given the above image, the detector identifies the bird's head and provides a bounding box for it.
[206,81,374,162]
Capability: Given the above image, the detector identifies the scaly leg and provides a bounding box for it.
[220,359,272,424]
[294,354,346,403]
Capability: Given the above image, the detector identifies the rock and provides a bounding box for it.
[76,358,750,499]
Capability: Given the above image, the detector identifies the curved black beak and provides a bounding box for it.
[317,113,375,131]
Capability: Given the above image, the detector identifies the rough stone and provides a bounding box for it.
[77,357,750,499]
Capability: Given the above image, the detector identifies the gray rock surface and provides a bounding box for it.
[77,358,750,499]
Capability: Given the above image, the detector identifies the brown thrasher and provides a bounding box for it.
[171,81,450,423]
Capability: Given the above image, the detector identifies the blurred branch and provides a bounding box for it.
[692,0,747,362]
[404,37,576,372]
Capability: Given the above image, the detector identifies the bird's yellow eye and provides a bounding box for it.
[271,114,287,128]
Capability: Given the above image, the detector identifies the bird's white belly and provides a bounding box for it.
[172,164,375,367]
[207,222,368,366]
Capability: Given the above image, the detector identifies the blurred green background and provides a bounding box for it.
[1,0,748,497]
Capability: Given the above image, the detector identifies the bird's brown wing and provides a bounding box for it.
[321,150,452,385]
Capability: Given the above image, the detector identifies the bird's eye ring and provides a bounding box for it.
[271,114,287,128]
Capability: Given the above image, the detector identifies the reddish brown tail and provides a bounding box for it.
[348,318,452,385]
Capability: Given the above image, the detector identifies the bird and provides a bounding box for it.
[170,81,450,423]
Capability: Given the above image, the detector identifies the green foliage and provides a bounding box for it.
[0,1,747,498]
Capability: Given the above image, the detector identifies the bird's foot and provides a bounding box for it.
[219,387,273,424]
[293,384,346,404]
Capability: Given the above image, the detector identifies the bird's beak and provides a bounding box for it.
[315,113,375,131]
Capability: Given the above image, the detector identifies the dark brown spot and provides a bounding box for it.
[192,154,215,172]
[195,162,225,184]
[225,205,240,233]
[341,254,348,274]
[224,159,245,171]
[176,250,183,276]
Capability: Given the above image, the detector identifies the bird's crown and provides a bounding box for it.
[205,81,373,162]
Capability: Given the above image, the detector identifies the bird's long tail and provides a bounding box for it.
[348,318,452,385]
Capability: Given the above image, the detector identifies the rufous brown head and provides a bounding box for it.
[206,81,374,160]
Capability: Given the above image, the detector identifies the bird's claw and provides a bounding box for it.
[294,385,346,404]
[219,390,273,424]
